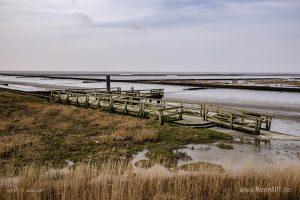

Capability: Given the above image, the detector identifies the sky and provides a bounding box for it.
[0,0,300,72]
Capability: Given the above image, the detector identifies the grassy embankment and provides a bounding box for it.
[0,90,299,199]
[0,90,231,174]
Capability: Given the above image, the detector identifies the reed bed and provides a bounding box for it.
[0,162,299,200]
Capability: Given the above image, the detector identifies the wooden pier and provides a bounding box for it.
[49,88,273,135]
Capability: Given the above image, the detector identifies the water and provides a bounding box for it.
[175,141,300,172]
[131,141,300,173]
[0,75,299,136]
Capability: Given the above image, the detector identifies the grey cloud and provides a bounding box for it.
[73,12,94,25]
[0,0,299,72]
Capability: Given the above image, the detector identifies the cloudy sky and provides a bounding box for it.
[0,0,299,72]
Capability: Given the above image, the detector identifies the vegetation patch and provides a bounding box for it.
[216,143,234,149]
[178,162,225,173]
[135,160,155,168]
[174,151,192,161]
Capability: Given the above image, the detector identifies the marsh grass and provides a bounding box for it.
[216,142,234,149]
[0,162,299,200]
[0,90,231,175]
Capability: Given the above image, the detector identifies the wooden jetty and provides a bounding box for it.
[49,87,273,135]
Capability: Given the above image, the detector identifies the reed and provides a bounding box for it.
[0,162,299,200]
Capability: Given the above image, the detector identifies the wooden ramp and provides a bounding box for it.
[170,116,215,128]
[170,120,215,128]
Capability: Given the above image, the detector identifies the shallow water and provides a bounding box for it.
[175,141,300,172]
[130,141,300,173]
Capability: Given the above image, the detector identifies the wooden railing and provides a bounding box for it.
[50,90,183,124]
[49,90,272,134]
[63,87,164,99]
[202,104,273,133]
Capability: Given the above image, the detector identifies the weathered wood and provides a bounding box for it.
[84,95,89,107]
[158,110,163,125]
[106,75,111,92]
[50,89,272,134]
[109,97,114,112]
[179,103,183,120]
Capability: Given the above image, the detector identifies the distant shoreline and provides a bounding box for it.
[1,71,300,77]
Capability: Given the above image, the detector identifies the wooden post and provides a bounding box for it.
[254,118,261,134]
[109,97,114,112]
[200,104,203,116]
[203,109,208,121]
[123,101,128,114]
[106,75,111,92]
[85,95,89,107]
[266,117,272,130]
[257,119,262,134]
[51,91,53,101]
[76,94,79,106]
[230,113,233,129]
[139,103,145,117]
[58,92,61,103]
[158,110,163,125]
[142,103,145,117]
[97,96,101,108]
[179,103,183,120]
[66,93,69,104]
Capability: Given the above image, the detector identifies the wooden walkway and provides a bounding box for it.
[49,88,273,135]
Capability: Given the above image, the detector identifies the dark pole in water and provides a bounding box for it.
[106,75,110,92]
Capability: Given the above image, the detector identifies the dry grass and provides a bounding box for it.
[0,134,40,160]
[0,90,231,175]
[0,91,159,173]
[0,162,299,200]
[100,128,158,143]
[133,129,158,143]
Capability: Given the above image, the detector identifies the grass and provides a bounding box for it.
[0,90,231,175]
[0,162,299,200]
[216,143,234,149]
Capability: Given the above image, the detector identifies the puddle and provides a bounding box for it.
[175,141,300,173]
[131,141,300,174]
[130,150,174,177]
